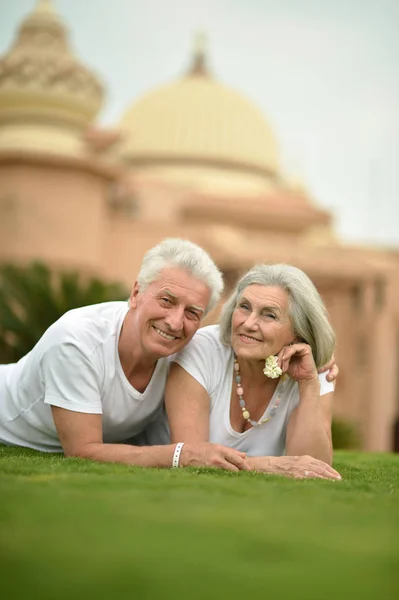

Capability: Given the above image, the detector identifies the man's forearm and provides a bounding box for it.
[65,442,176,468]
[285,381,332,464]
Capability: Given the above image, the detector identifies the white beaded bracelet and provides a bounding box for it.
[172,442,184,468]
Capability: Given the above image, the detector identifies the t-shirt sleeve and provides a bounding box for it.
[41,342,103,414]
[319,371,335,396]
[173,332,218,395]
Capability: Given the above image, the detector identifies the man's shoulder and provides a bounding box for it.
[60,301,127,330]
[37,302,128,354]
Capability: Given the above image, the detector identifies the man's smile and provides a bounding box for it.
[152,325,179,341]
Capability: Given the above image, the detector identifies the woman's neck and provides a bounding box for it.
[235,356,278,391]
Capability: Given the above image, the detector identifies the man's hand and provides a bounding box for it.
[180,442,251,472]
[318,354,339,383]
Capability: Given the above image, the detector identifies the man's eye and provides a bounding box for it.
[186,310,200,320]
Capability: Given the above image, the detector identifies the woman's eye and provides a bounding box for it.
[266,313,276,320]
[160,297,172,305]
[239,303,250,311]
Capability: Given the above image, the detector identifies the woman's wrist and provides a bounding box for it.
[298,376,320,398]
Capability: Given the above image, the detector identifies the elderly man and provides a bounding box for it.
[0,239,249,471]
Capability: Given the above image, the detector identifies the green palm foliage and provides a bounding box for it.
[0,262,129,363]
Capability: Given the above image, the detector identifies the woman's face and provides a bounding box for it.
[231,284,296,362]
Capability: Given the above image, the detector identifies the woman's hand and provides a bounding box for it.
[277,343,318,384]
[247,455,341,480]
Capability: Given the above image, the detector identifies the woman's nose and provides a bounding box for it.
[244,311,259,329]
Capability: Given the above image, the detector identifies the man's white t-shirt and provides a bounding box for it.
[0,302,169,452]
[173,325,334,456]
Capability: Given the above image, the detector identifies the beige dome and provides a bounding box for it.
[120,42,279,176]
[0,0,103,134]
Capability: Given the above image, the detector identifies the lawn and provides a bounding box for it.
[0,447,398,600]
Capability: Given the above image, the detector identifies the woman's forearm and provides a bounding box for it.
[285,380,333,465]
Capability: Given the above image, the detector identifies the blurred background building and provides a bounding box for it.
[0,0,398,451]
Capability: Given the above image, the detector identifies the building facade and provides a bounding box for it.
[1,1,398,450]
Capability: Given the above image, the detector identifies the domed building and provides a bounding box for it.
[0,1,398,452]
[119,36,279,195]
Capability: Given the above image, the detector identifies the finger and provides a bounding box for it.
[311,467,341,480]
[324,466,342,480]
[280,345,304,372]
[293,471,327,480]
[299,470,333,480]
[219,460,240,472]
[236,450,247,458]
[226,453,251,471]
[317,360,333,374]
[278,347,292,371]
[276,348,286,368]
[310,461,341,480]
[283,352,293,372]
[326,364,339,382]
[219,446,247,459]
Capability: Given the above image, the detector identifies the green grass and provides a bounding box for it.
[1,447,398,600]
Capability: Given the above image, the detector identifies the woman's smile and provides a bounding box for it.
[239,333,262,343]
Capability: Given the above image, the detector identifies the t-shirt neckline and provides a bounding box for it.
[225,351,282,438]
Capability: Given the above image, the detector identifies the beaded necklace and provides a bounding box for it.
[233,358,287,427]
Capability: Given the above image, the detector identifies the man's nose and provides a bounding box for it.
[164,307,184,331]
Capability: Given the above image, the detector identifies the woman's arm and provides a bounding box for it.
[165,363,210,443]
[165,364,338,479]
[285,380,334,465]
[275,342,334,465]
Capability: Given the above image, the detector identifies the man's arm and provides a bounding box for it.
[51,406,250,471]
[165,363,211,443]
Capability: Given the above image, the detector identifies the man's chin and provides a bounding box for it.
[150,338,184,358]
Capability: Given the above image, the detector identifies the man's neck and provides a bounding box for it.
[118,311,158,391]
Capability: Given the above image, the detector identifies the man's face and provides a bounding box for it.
[129,266,211,359]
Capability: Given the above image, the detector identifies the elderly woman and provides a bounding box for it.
[165,264,341,480]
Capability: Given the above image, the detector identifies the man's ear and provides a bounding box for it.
[129,281,140,309]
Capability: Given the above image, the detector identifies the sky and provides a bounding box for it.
[1,0,399,247]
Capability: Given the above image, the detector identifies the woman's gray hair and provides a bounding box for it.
[136,238,224,314]
[219,264,335,367]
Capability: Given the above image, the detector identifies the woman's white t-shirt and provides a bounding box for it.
[174,325,334,457]
[0,302,169,452]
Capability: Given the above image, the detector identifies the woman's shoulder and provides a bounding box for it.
[194,324,222,342]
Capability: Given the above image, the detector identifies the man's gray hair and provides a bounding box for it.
[219,264,335,367]
[137,238,224,314]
